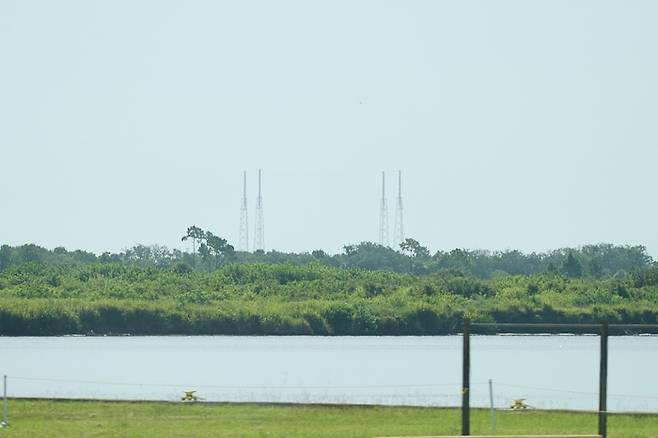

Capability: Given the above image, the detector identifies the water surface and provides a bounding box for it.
[1,335,656,412]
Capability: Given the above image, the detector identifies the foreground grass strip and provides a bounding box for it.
[375,436,602,438]
[1,400,657,438]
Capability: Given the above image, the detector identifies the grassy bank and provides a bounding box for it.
[3,297,658,336]
[1,399,657,437]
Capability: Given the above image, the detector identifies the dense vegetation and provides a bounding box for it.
[1,235,653,279]
[1,236,657,335]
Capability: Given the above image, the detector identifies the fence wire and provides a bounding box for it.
[3,375,657,414]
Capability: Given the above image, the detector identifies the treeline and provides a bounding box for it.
[1,261,657,335]
[0,239,653,279]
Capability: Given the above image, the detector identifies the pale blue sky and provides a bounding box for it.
[1,1,657,255]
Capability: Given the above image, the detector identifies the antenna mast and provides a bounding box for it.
[254,169,265,251]
[238,171,249,251]
[379,171,389,246]
[394,170,404,248]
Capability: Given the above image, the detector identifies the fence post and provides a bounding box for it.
[489,379,496,434]
[2,374,7,427]
[462,319,470,436]
[598,323,608,438]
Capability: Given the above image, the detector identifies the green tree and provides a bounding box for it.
[339,242,407,272]
[171,261,193,275]
[0,245,11,271]
[343,245,357,256]
[182,225,205,268]
[400,238,430,273]
[312,249,327,259]
[561,252,583,278]
[200,231,235,270]
[586,259,604,278]
[399,238,430,259]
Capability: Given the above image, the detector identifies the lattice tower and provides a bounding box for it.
[254,169,265,251]
[238,170,249,251]
[379,171,389,246]
[393,170,404,248]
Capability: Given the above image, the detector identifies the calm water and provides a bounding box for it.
[1,336,657,412]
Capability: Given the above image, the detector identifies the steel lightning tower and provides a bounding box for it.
[393,170,404,247]
[238,171,249,251]
[379,171,389,246]
[254,169,265,251]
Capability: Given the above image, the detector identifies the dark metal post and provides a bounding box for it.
[462,319,470,435]
[598,323,608,438]
[2,374,7,427]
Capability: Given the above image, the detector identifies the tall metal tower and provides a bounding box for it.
[238,171,249,252]
[393,170,404,248]
[254,169,265,251]
[378,171,389,246]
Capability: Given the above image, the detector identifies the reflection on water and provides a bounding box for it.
[1,336,656,412]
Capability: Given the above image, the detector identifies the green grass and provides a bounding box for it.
[0,399,657,437]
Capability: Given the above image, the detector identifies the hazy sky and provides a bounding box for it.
[2,1,657,256]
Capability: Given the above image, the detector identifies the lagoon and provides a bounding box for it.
[1,335,656,412]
